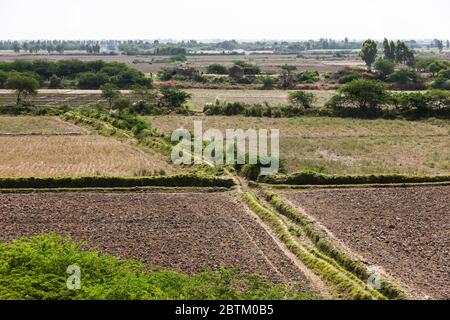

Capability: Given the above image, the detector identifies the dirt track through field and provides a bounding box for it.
[282,186,450,299]
[0,191,318,292]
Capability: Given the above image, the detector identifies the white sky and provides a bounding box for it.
[0,0,449,40]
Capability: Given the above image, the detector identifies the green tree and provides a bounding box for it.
[387,69,425,90]
[383,38,394,60]
[428,61,446,76]
[374,58,395,79]
[5,73,39,105]
[113,96,132,112]
[207,64,228,75]
[100,83,121,111]
[360,39,378,71]
[336,79,390,110]
[159,87,191,109]
[131,85,157,102]
[48,74,63,89]
[261,76,276,89]
[288,91,315,109]
[0,70,8,89]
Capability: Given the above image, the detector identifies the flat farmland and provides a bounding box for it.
[144,115,450,175]
[0,134,175,177]
[281,186,450,299]
[0,53,364,74]
[0,89,334,111]
[0,116,89,135]
[186,89,334,112]
[0,191,315,289]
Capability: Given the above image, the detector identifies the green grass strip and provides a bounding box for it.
[263,190,408,300]
[260,171,450,186]
[0,174,235,189]
[241,192,385,300]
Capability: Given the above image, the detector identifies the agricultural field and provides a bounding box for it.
[0,191,316,292]
[0,116,89,134]
[0,89,334,111]
[281,186,450,299]
[0,53,364,74]
[0,116,175,177]
[145,115,450,175]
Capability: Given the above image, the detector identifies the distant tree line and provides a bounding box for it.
[0,59,152,92]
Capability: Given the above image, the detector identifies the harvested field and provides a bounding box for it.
[0,135,175,177]
[186,89,333,112]
[0,53,364,74]
[282,186,450,299]
[0,89,333,111]
[145,115,450,175]
[0,116,89,135]
[0,191,313,288]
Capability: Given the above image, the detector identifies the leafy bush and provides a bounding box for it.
[77,72,108,89]
[288,91,315,109]
[0,59,150,90]
[374,58,395,79]
[233,61,261,75]
[338,73,358,84]
[0,234,311,300]
[297,70,320,83]
[207,64,228,75]
[159,87,191,109]
[331,79,391,110]
[387,69,426,90]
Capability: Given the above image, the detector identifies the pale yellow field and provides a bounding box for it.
[0,116,89,134]
[186,89,335,112]
[0,135,175,177]
[145,115,450,175]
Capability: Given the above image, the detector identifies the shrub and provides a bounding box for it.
[48,74,63,89]
[374,58,395,79]
[338,73,358,84]
[0,234,311,300]
[233,61,260,75]
[387,69,425,90]
[207,64,228,75]
[297,70,320,83]
[77,72,108,89]
[333,79,391,110]
[158,87,191,109]
[288,91,315,109]
[261,76,276,89]
[396,92,431,114]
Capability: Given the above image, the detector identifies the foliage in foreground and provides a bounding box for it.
[0,234,316,300]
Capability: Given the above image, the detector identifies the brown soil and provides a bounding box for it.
[282,186,450,299]
[0,191,312,289]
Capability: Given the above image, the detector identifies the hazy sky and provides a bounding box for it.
[0,0,449,40]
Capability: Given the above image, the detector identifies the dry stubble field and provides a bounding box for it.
[281,186,450,299]
[0,116,175,177]
[145,115,450,175]
[0,89,333,111]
